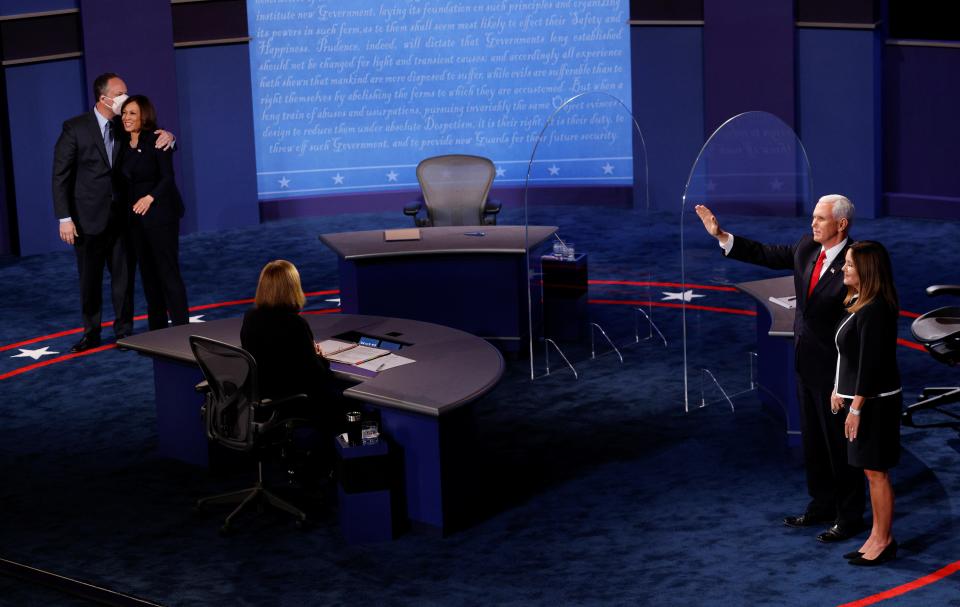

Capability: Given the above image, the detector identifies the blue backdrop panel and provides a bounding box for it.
[629,26,704,211]
[883,45,960,218]
[0,0,76,16]
[79,0,181,152]
[175,44,259,233]
[7,59,85,256]
[247,0,632,201]
[703,0,794,133]
[797,28,881,218]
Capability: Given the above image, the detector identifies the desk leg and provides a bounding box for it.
[379,404,475,535]
[153,358,208,466]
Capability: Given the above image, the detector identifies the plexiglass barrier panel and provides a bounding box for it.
[523,92,655,380]
[679,112,813,410]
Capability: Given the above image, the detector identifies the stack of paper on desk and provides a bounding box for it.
[324,344,390,365]
[356,353,415,371]
[316,339,356,357]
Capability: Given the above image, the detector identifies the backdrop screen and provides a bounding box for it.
[248,0,633,199]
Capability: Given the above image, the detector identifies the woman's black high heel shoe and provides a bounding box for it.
[843,550,863,560]
[849,540,897,566]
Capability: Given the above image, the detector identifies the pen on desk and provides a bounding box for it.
[375,361,387,371]
[463,231,485,237]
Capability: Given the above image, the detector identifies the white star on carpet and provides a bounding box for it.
[326,298,341,305]
[601,162,615,175]
[661,290,705,302]
[189,315,206,323]
[386,170,398,182]
[278,176,290,188]
[495,166,506,178]
[333,173,345,185]
[547,165,560,176]
[11,346,59,360]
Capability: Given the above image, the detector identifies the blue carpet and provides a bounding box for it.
[1,208,959,606]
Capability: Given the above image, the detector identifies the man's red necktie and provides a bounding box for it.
[808,249,827,296]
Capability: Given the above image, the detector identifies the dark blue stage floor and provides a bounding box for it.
[1,208,958,606]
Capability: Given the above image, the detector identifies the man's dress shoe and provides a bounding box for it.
[817,521,867,543]
[849,540,897,566]
[70,336,101,353]
[783,513,833,528]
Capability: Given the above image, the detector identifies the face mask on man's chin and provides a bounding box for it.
[102,93,128,115]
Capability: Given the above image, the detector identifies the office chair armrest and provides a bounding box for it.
[194,380,209,393]
[483,199,502,215]
[403,200,423,216]
[927,284,960,297]
[259,393,309,412]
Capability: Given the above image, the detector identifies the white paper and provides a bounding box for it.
[356,353,416,372]
[325,344,390,365]
[768,295,797,309]
[316,339,356,357]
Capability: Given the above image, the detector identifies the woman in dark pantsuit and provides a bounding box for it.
[117,95,188,330]
[831,240,901,566]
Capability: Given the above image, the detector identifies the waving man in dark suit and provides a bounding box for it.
[695,195,866,544]
[52,73,174,352]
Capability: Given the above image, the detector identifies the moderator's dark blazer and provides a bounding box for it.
[116,130,184,226]
[728,233,852,383]
[834,298,901,398]
[52,110,122,236]
[240,307,336,404]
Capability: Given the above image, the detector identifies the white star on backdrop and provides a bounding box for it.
[333,173,345,185]
[189,315,206,323]
[706,179,718,192]
[278,176,290,188]
[547,165,560,176]
[601,162,615,175]
[386,170,399,182]
[495,166,506,178]
[661,290,705,302]
[770,178,784,191]
[11,346,59,360]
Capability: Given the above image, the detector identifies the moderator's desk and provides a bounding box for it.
[736,275,801,446]
[120,314,505,534]
[319,226,557,348]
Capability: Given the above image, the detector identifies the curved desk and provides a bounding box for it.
[736,275,800,446]
[119,314,505,533]
[320,226,557,348]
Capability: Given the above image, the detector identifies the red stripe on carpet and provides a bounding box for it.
[0,344,116,381]
[837,560,960,607]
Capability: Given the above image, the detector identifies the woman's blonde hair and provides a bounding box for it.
[844,241,898,314]
[254,260,306,311]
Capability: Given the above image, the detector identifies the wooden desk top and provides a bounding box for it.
[319,225,558,260]
[118,314,504,417]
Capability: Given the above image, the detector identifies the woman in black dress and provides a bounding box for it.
[240,260,339,427]
[831,240,901,566]
[117,95,188,330]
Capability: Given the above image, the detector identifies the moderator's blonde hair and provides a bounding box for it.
[254,260,306,311]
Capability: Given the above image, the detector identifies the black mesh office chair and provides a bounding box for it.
[902,285,960,429]
[404,154,501,226]
[189,335,310,533]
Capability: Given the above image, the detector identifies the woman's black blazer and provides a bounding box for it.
[117,130,184,227]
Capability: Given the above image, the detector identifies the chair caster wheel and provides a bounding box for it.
[219,525,233,537]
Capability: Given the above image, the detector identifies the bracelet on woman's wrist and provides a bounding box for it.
[848,407,861,417]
